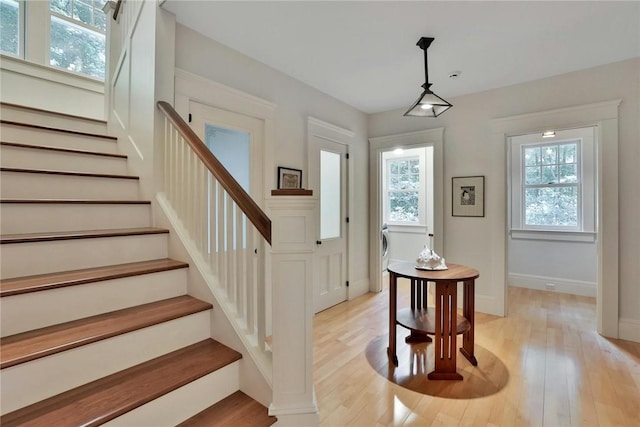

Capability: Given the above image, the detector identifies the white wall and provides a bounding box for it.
[0,55,105,120]
[369,58,640,337]
[174,24,370,298]
[509,239,597,296]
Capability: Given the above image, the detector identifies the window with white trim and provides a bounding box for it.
[382,146,432,229]
[523,140,580,228]
[510,127,596,237]
[387,156,420,223]
[49,0,106,79]
[0,1,106,80]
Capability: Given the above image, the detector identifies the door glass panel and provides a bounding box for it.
[205,124,250,192]
[205,124,251,252]
[320,150,341,239]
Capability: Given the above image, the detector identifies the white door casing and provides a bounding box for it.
[307,117,353,313]
[369,128,445,293]
[189,101,264,202]
[492,99,620,334]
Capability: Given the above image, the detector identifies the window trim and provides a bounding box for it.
[4,0,108,81]
[521,139,582,231]
[48,0,106,80]
[510,126,596,237]
[383,149,428,227]
[50,10,106,36]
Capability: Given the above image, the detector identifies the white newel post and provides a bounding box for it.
[267,197,319,426]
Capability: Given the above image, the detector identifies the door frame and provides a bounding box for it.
[307,116,354,301]
[189,101,265,202]
[492,99,621,337]
[174,68,276,204]
[369,128,445,293]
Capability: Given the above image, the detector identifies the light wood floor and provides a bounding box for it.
[313,281,640,426]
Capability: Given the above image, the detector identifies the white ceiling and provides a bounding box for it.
[163,1,640,114]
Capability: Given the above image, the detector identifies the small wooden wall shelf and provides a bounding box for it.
[271,189,313,196]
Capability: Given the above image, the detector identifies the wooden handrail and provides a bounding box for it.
[157,101,272,245]
[113,0,123,20]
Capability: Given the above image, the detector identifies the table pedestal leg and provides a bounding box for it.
[407,278,431,343]
[387,272,398,366]
[428,281,463,380]
[460,279,477,365]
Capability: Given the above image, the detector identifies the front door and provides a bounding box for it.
[309,136,348,313]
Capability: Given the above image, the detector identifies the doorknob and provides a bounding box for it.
[316,240,322,245]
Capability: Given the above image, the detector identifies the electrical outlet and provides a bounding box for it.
[545,283,556,290]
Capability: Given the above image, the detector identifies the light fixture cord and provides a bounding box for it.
[423,47,429,87]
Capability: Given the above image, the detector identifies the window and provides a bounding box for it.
[523,141,580,228]
[49,0,106,79]
[382,146,432,228]
[0,0,20,56]
[510,127,596,237]
[387,157,420,223]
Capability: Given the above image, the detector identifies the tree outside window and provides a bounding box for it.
[0,0,20,56]
[49,0,106,79]
[387,157,420,223]
[522,141,580,228]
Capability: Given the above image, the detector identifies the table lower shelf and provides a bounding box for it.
[396,307,470,336]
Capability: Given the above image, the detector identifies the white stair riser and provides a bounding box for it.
[0,107,107,135]
[0,234,168,279]
[0,172,139,200]
[104,362,240,427]
[0,145,128,175]
[0,203,150,234]
[1,269,187,337]
[0,125,117,153]
[0,311,211,415]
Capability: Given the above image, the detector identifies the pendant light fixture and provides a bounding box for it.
[404,37,452,117]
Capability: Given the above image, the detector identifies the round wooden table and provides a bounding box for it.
[387,261,479,380]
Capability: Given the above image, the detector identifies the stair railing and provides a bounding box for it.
[157,101,271,351]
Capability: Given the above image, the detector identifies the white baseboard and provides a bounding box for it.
[619,318,640,343]
[509,273,596,297]
[475,294,504,317]
[348,278,369,300]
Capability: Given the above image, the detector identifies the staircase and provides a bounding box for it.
[0,105,276,426]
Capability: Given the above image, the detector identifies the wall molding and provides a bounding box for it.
[308,116,355,139]
[509,273,596,297]
[175,68,276,119]
[492,99,622,134]
[0,54,104,93]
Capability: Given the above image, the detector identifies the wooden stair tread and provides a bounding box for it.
[0,141,127,159]
[0,295,212,369]
[0,258,188,297]
[0,167,139,180]
[0,119,117,140]
[0,339,241,427]
[0,227,169,244]
[0,199,150,205]
[178,391,276,427]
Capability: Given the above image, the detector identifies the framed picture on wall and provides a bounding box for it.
[452,176,485,217]
[277,167,303,189]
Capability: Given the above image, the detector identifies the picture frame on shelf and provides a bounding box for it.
[277,166,303,189]
[452,175,485,217]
